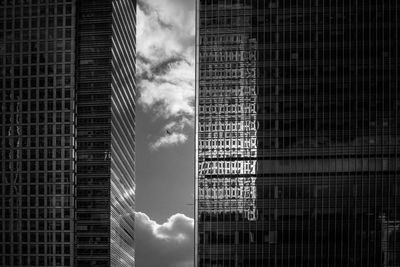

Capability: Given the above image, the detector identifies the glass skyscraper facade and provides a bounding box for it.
[0,0,136,266]
[196,0,400,266]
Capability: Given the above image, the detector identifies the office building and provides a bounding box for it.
[0,0,136,266]
[196,0,400,266]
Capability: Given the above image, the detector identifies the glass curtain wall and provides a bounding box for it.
[75,0,114,265]
[76,0,136,266]
[110,0,136,266]
[0,1,76,266]
[0,1,136,266]
[196,0,400,266]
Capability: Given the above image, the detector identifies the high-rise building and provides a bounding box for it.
[196,0,400,266]
[0,1,136,266]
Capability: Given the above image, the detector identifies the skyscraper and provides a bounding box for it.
[0,1,136,266]
[196,0,399,266]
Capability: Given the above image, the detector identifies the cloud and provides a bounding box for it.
[164,117,193,132]
[135,212,194,267]
[139,68,194,119]
[151,132,188,150]
[137,0,195,148]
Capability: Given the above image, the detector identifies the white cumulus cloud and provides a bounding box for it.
[139,74,194,119]
[137,0,195,149]
[135,212,194,267]
[150,132,188,151]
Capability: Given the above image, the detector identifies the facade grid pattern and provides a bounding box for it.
[0,0,75,266]
[196,0,400,266]
[1,0,136,266]
[75,0,136,266]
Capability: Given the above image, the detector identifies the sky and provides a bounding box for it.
[135,0,195,266]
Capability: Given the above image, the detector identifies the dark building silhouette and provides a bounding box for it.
[0,1,136,266]
[196,0,400,266]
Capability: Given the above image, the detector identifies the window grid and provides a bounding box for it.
[197,0,400,266]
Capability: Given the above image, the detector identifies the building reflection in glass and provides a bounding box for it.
[198,17,258,221]
[0,0,136,266]
[196,0,400,266]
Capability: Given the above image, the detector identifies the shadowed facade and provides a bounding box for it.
[0,0,136,266]
[196,0,400,266]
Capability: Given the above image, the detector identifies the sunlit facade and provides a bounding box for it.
[0,0,136,266]
[196,0,400,266]
[75,1,136,266]
[197,8,258,220]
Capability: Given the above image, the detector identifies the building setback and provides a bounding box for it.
[196,0,400,266]
[0,0,136,266]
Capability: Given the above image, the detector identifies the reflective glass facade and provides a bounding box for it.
[196,0,400,266]
[0,1,75,266]
[110,1,136,266]
[1,1,136,266]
